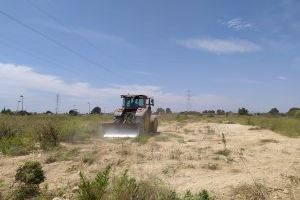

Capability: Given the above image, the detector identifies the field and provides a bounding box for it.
[0,114,300,199]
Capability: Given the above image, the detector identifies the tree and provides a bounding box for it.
[216,109,225,115]
[91,106,101,114]
[238,107,248,115]
[1,108,13,114]
[165,108,172,114]
[45,111,53,115]
[269,108,279,115]
[287,107,300,118]
[69,109,79,116]
[156,108,165,114]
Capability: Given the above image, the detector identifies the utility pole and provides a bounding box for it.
[55,94,59,114]
[20,95,24,111]
[88,102,91,114]
[187,89,191,111]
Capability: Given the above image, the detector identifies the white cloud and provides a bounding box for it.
[0,63,234,112]
[277,76,287,80]
[176,38,262,54]
[225,18,253,31]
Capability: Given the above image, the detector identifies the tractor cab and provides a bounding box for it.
[121,95,154,110]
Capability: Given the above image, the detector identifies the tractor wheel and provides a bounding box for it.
[150,116,158,133]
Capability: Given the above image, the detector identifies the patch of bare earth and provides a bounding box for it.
[0,121,299,199]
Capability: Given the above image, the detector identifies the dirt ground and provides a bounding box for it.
[1,121,300,199]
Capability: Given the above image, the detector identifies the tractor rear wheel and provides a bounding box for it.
[150,116,158,133]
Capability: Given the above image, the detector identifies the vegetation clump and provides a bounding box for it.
[77,166,212,200]
[12,161,45,200]
[35,121,60,149]
[287,107,300,118]
[231,183,269,200]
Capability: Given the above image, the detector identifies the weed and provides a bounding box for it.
[77,166,111,200]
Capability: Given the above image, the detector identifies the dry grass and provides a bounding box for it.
[231,183,269,200]
[169,149,183,160]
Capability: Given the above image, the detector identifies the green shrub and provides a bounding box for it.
[15,161,45,185]
[12,161,45,200]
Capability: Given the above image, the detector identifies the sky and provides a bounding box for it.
[0,0,299,113]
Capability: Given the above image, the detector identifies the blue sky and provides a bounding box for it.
[0,0,299,113]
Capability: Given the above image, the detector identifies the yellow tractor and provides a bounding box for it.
[102,94,158,138]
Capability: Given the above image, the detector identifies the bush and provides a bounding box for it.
[15,161,45,185]
[12,161,45,200]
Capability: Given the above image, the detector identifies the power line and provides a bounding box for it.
[0,9,129,81]
[0,38,81,77]
[27,0,102,52]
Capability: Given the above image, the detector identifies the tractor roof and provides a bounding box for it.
[121,94,149,98]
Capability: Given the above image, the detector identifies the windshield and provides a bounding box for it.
[123,97,145,108]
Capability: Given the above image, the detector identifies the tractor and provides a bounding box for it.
[102,94,158,138]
